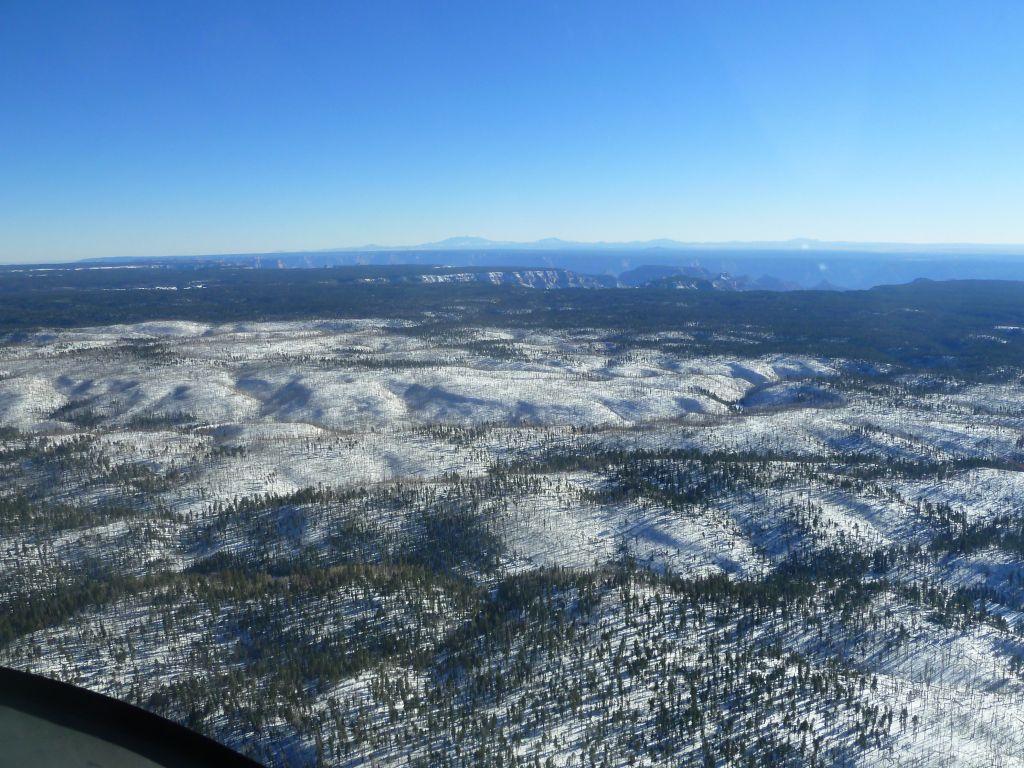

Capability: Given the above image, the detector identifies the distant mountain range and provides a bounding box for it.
[336,236,1024,255]
[78,236,1024,290]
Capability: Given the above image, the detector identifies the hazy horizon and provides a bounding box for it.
[6,235,1024,267]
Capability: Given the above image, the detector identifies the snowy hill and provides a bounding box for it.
[3,279,1024,765]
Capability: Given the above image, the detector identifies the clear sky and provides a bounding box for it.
[2,0,1023,262]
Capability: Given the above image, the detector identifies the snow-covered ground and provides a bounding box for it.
[3,319,1024,766]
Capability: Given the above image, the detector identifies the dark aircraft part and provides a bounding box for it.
[0,666,262,767]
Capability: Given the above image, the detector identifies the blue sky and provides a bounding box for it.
[2,1,1023,261]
